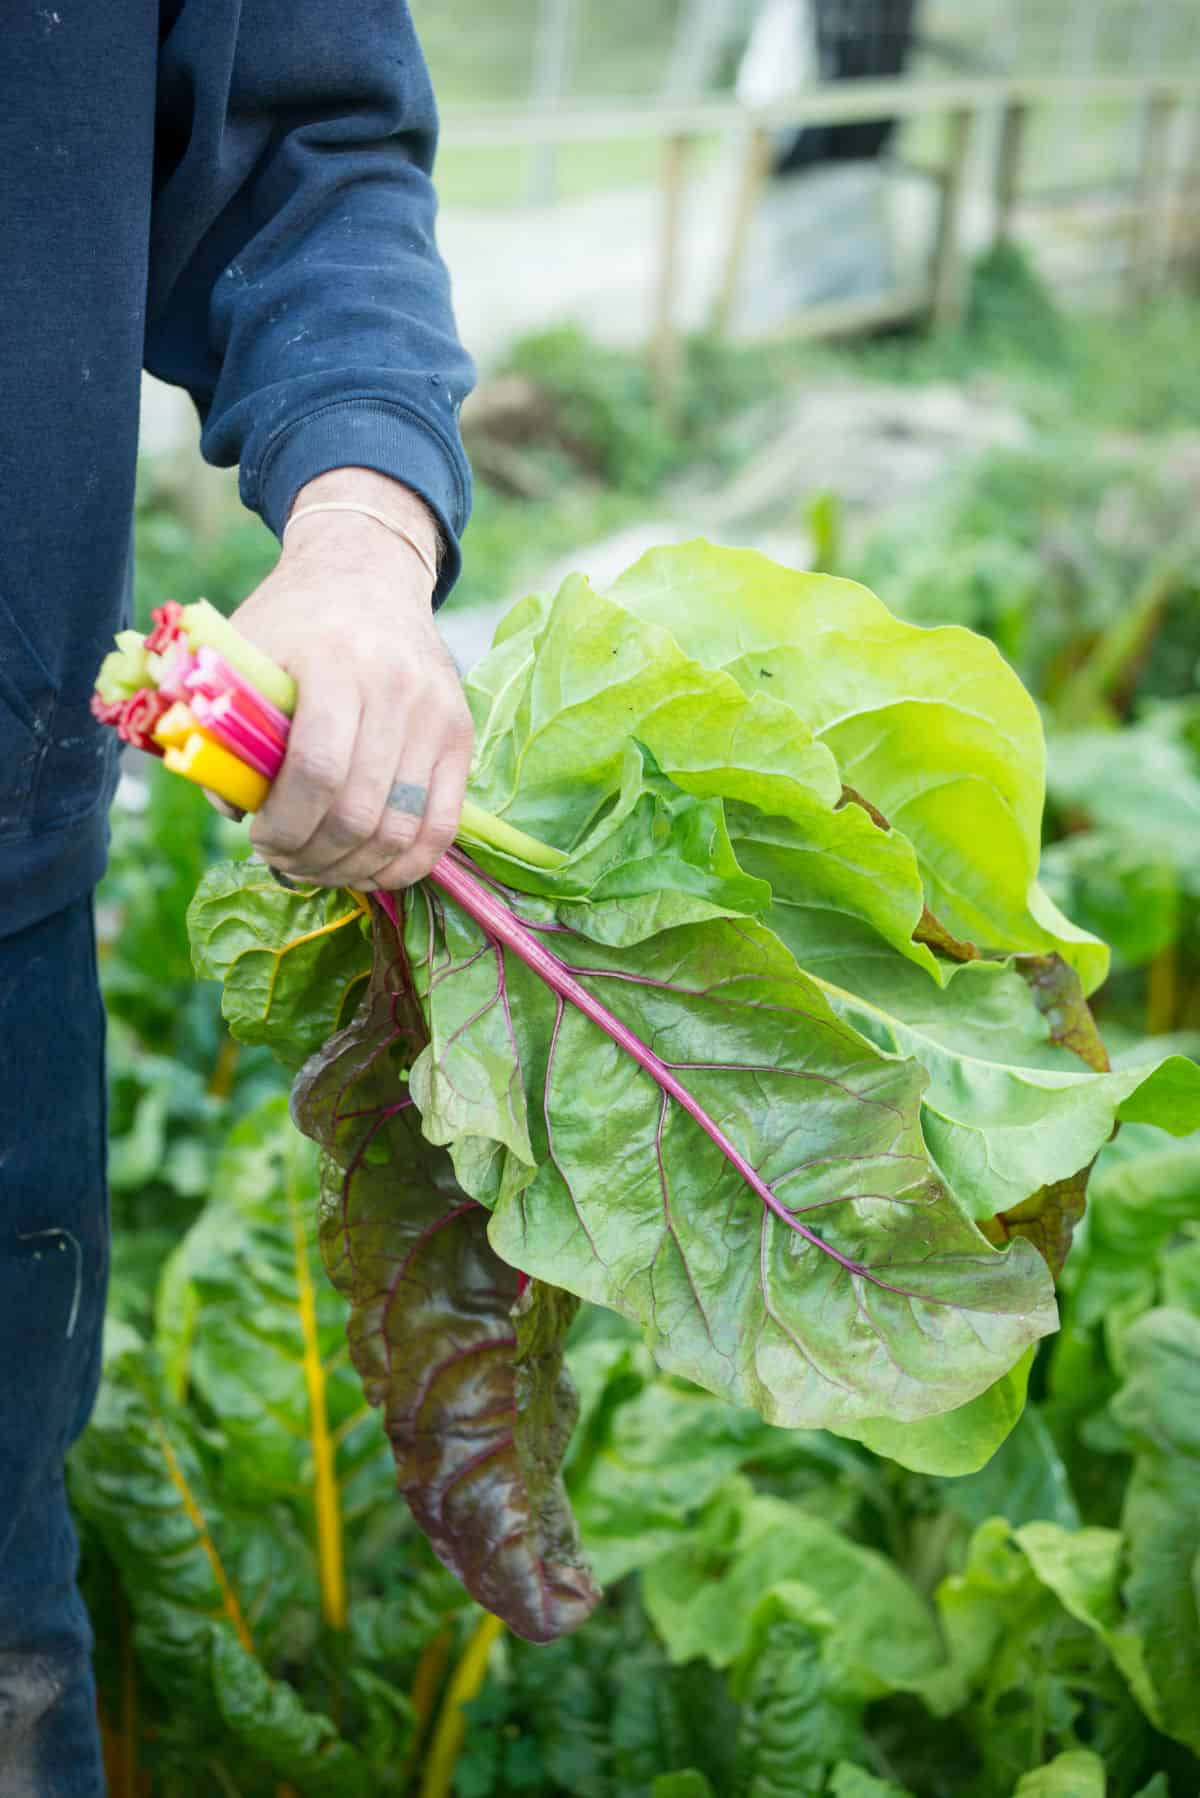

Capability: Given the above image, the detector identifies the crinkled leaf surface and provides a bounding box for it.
[403,886,1056,1430]
[466,574,940,977]
[189,863,371,1070]
[774,927,1200,1224]
[1111,1307,1200,1754]
[1012,1751,1106,1798]
[1047,712,1200,891]
[607,543,1107,988]
[70,1329,368,1794]
[292,906,599,1642]
[842,1349,1034,1477]
[1063,1125,1200,1329]
[644,1479,950,1722]
[457,554,1197,1274]
[945,1403,1079,1530]
[730,1586,867,1796]
[154,1100,394,1614]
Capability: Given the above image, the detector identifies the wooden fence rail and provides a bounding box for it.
[440,68,1200,400]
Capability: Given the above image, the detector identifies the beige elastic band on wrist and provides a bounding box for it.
[283,501,440,584]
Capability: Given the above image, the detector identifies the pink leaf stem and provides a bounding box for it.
[376,864,889,1286]
[185,647,292,744]
[191,691,285,781]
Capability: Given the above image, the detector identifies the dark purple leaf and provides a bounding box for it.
[292,905,599,1643]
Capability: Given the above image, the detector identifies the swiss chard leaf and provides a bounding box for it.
[606,543,1108,988]
[70,1326,370,1793]
[843,1351,1034,1477]
[292,905,599,1643]
[1012,1751,1106,1797]
[761,927,1200,1229]
[154,1100,394,1624]
[1110,1306,1200,1755]
[642,1478,950,1700]
[189,863,371,1071]
[404,885,1057,1430]
[466,573,939,978]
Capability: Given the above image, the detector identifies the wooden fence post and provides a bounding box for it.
[930,106,976,330]
[712,125,772,338]
[993,99,1028,244]
[651,133,692,422]
[1166,100,1200,277]
[1129,88,1178,301]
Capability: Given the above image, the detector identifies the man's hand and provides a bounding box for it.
[227,468,473,891]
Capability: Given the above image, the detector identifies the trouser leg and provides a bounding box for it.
[0,895,108,1798]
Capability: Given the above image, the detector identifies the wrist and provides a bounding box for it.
[282,468,444,583]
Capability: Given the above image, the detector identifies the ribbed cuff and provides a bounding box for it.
[251,397,470,606]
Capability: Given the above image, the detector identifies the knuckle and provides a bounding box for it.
[376,849,426,890]
[327,801,380,846]
[287,744,343,794]
[424,810,459,854]
[251,824,306,858]
[379,812,421,855]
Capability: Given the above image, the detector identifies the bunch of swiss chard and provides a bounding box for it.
[166,543,1200,1642]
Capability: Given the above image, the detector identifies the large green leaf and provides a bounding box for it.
[934,1518,1149,1792]
[1062,1125,1200,1329]
[154,1100,393,1623]
[761,928,1200,1226]
[1111,1307,1200,1754]
[189,863,371,1070]
[642,1480,949,1699]
[70,1330,369,1792]
[843,1350,1034,1477]
[729,1587,866,1796]
[452,554,1197,1340]
[467,574,938,977]
[404,889,1056,1431]
[1012,1751,1105,1797]
[607,543,1107,988]
[293,905,599,1643]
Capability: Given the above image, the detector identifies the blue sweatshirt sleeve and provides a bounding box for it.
[145,0,474,601]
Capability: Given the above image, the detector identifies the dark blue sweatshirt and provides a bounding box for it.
[0,0,474,938]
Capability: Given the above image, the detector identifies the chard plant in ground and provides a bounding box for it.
[166,543,1200,1640]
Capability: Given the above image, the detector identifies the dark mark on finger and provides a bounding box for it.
[388,780,428,817]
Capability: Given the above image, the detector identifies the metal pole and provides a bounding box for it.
[526,0,578,206]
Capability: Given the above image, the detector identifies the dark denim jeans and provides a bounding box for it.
[0,896,108,1796]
